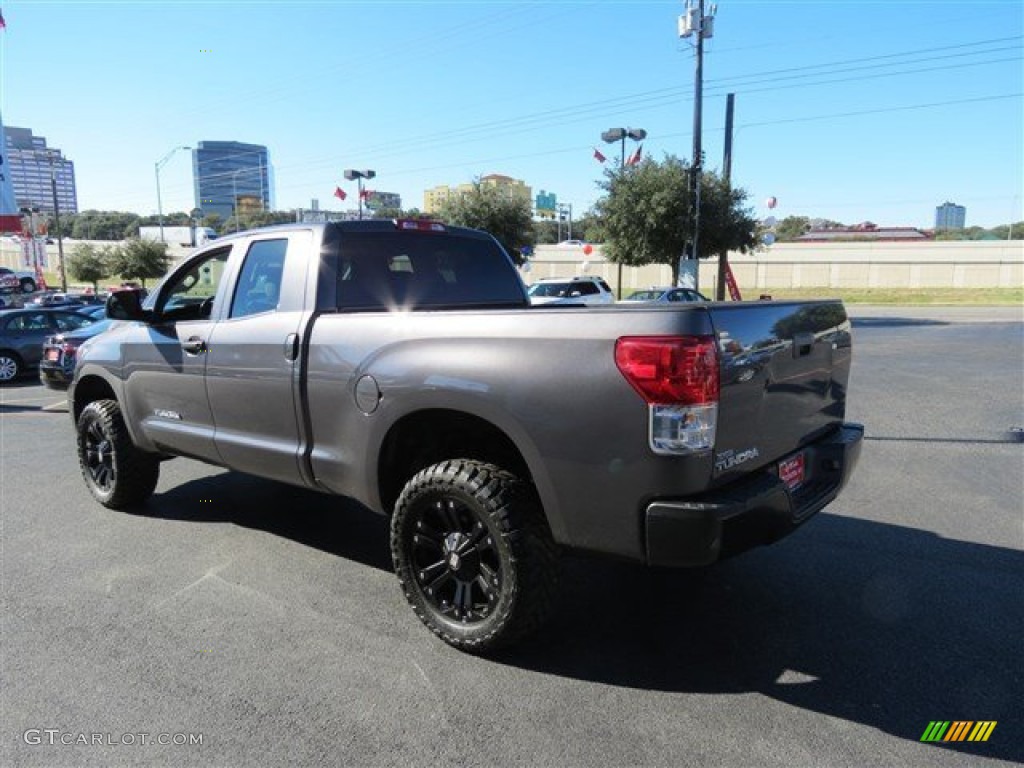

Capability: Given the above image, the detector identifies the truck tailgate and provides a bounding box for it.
[708,301,852,486]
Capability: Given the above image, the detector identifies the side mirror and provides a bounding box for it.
[106,289,149,321]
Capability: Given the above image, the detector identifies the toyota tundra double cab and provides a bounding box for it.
[69,220,862,650]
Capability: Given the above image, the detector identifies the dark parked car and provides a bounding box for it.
[40,318,115,390]
[0,309,96,383]
[75,303,108,320]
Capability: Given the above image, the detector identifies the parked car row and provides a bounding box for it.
[0,292,130,386]
[0,308,99,383]
[526,276,708,306]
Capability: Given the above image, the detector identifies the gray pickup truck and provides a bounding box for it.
[69,220,863,650]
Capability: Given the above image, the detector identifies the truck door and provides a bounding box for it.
[120,247,232,464]
[204,232,311,485]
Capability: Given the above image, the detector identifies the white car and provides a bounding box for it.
[620,286,708,304]
[0,267,38,294]
[527,276,616,306]
[555,239,586,248]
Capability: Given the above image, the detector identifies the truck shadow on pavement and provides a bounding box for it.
[140,471,393,572]
[503,514,1023,761]
[140,474,1022,759]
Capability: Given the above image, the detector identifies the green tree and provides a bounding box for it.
[594,154,759,284]
[200,213,224,232]
[67,243,111,291]
[108,238,170,287]
[776,216,811,241]
[437,180,534,262]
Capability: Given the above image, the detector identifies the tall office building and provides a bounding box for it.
[193,141,271,220]
[935,201,966,230]
[2,125,78,215]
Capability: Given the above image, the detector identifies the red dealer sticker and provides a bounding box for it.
[779,452,805,491]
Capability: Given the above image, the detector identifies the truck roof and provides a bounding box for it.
[208,219,497,245]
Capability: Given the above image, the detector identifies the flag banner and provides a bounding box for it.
[628,145,643,166]
[334,186,347,201]
[593,147,606,164]
[0,10,7,29]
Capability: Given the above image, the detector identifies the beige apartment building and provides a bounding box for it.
[423,174,531,214]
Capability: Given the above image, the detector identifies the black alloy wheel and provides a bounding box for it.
[76,399,160,509]
[391,459,559,652]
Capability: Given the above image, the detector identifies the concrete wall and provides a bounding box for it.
[525,240,1023,295]
[4,238,1021,294]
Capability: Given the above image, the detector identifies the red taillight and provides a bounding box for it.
[615,335,719,404]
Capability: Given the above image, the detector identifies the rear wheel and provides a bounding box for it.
[391,459,560,651]
[0,351,22,383]
[20,278,36,294]
[77,399,159,509]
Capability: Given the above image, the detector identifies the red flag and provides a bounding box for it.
[334,186,347,201]
[0,10,6,29]
[627,144,643,166]
[593,147,606,164]
[359,188,371,200]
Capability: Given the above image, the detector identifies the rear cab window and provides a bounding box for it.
[337,231,526,310]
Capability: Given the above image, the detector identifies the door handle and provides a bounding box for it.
[283,333,299,362]
[181,336,207,355]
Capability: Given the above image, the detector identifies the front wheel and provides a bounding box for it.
[390,459,560,652]
[0,352,22,383]
[20,278,36,294]
[77,399,160,509]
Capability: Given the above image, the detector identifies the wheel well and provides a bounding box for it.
[378,409,531,513]
[72,375,118,422]
[0,348,23,361]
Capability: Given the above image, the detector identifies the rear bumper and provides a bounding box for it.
[644,423,864,567]
[38,361,73,390]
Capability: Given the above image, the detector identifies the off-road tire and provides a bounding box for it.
[391,459,560,652]
[77,399,160,510]
[0,351,22,383]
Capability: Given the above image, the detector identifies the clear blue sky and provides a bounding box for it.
[1,0,1021,228]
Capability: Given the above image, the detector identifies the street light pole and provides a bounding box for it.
[679,0,715,291]
[155,145,191,243]
[344,169,376,220]
[45,153,67,292]
[601,127,646,298]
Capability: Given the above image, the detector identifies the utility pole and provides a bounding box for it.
[717,92,735,300]
[678,0,715,291]
[44,151,68,292]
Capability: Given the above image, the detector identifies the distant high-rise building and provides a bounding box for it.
[2,125,78,215]
[935,201,966,230]
[423,174,531,214]
[193,141,271,220]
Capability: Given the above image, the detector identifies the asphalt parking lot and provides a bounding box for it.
[1,305,1021,767]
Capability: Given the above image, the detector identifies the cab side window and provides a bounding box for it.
[230,240,287,319]
[157,248,231,322]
